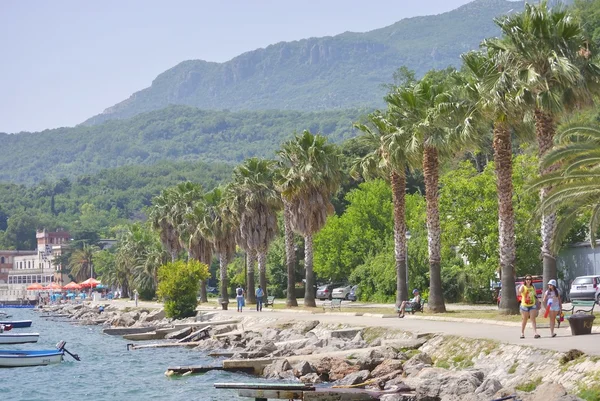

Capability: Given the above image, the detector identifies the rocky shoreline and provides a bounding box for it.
[38,303,597,401]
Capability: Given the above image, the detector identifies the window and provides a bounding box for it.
[0,256,4,264]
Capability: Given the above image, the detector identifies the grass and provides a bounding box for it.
[508,362,519,374]
[578,388,600,401]
[516,377,542,392]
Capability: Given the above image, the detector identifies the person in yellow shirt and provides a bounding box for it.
[519,276,540,339]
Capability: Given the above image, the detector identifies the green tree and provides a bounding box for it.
[68,243,100,282]
[157,260,209,319]
[277,130,342,307]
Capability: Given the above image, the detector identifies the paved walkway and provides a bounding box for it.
[102,298,600,356]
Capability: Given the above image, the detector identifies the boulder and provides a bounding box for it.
[293,361,314,377]
[143,309,165,322]
[261,328,281,341]
[165,327,192,340]
[263,359,292,379]
[474,378,503,398]
[402,352,432,377]
[405,368,484,401]
[522,382,584,401]
[299,373,322,384]
[380,395,417,401]
[333,370,370,386]
[371,360,404,378]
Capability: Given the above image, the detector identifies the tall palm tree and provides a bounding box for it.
[277,130,342,307]
[190,187,238,309]
[461,50,528,314]
[149,188,183,262]
[487,0,600,287]
[68,243,99,282]
[228,158,282,302]
[530,124,600,252]
[385,72,458,313]
[352,111,413,304]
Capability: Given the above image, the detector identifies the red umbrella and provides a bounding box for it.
[26,283,44,291]
[63,281,82,290]
[80,278,101,288]
[43,282,63,291]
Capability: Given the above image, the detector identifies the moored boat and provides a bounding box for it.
[0,333,39,344]
[0,349,63,367]
[0,320,32,328]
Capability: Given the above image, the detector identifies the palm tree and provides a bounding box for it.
[385,72,459,313]
[228,158,282,302]
[487,0,600,287]
[149,188,183,262]
[190,187,238,309]
[277,130,342,307]
[530,124,600,252]
[68,243,99,282]
[461,50,527,314]
[352,111,413,305]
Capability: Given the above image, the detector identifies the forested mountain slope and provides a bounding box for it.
[83,0,524,125]
[0,106,362,184]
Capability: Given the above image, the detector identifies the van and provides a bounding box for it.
[568,275,600,302]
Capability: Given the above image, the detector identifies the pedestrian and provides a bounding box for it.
[519,275,540,339]
[133,289,139,307]
[542,279,562,338]
[255,285,264,312]
[398,289,421,318]
[235,286,245,312]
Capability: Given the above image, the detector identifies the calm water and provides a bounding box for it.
[0,308,254,401]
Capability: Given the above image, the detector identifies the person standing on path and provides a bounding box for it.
[133,289,139,307]
[519,275,540,339]
[235,286,245,312]
[255,285,264,312]
[542,279,562,338]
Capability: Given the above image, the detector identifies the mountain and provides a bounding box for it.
[0,106,362,185]
[84,0,524,125]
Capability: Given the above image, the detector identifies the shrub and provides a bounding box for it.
[157,260,209,319]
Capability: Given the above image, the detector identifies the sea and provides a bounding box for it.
[0,308,255,401]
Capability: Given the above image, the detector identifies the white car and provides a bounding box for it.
[332,285,353,300]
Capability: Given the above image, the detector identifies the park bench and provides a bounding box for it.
[557,300,596,328]
[265,295,275,307]
[395,298,427,317]
[323,298,342,311]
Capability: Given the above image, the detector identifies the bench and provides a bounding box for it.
[557,300,596,328]
[323,298,342,311]
[265,296,275,307]
[395,298,427,317]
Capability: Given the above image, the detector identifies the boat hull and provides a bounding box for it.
[0,350,63,367]
[0,333,39,344]
[0,320,32,328]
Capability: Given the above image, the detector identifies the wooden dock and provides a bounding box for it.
[165,365,254,376]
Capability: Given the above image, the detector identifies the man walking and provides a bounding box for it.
[255,285,264,312]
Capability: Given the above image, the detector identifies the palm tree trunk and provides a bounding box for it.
[219,253,229,310]
[391,170,408,305]
[199,280,208,303]
[258,249,268,298]
[494,121,519,315]
[246,251,257,304]
[535,109,558,287]
[284,201,298,307]
[423,146,446,313]
[304,233,316,307]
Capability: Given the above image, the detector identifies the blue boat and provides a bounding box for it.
[0,349,63,367]
[0,304,35,309]
[0,320,32,328]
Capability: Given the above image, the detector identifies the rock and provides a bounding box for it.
[263,359,292,379]
[370,338,382,347]
[257,341,277,355]
[522,382,584,401]
[144,309,165,322]
[332,370,370,386]
[212,325,236,335]
[474,378,503,398]
[165,327,192,340]
[405,368,484,401]
[402,352,432,377]
[371,360,404,378]
[292,361,314,377]
[330,327,363,340]
[329,361,360,381]
[299,373,322,384]
[294,320,320,333]
[261,328,280,341]
[380,395,417,401]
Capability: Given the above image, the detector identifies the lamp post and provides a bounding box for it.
[405,230,411,289]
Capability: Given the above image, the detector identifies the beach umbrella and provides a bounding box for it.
[80,278,101,288]
[26,283,44,291]
[63,281,82,290]
[43,282,63,291]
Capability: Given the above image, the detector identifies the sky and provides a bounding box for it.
[0,0,475,133]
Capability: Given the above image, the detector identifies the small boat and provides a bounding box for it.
[0,333,39,344]
[0,311,11,318]
[0,320,32,328]
[0,341,80,368]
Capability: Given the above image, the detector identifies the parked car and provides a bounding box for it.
[332,285,353,300]
[347,285,359,302]
[497,276,543,307]
[316,284,335,300]
[568,275,600,302]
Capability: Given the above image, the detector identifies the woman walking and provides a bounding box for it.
[519,275,540,339]
[542,279,562,337]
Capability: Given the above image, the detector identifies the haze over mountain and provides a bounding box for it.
[83,0,525,125]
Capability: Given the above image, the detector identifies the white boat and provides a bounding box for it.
[0,349,63,367]
[0,333,39,344]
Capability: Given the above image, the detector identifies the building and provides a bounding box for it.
[558,241,600,280]
[0,229,70,302]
